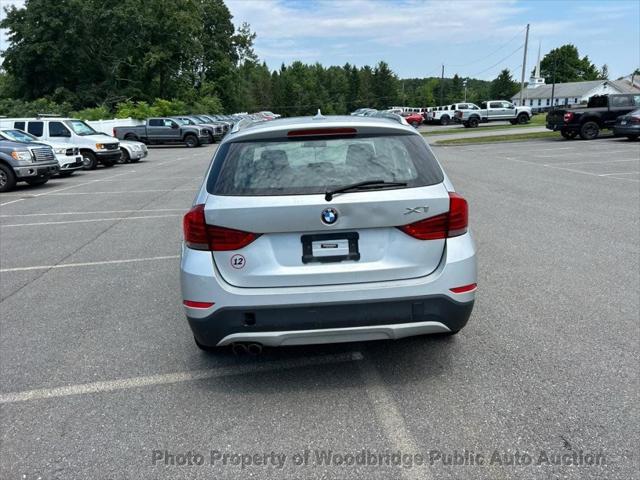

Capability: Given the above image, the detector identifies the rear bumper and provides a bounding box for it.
[547,123,579,132]
[189,296,473,347]
[181,232,477,347]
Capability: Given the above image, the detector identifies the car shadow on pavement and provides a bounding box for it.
[190,335,459,396]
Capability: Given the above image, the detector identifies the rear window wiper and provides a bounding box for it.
[325,180,407,201]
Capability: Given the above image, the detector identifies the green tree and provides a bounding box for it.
[538,44,600,84]
[357,66,375,107]
[449,74,464,102]
[490,69,519,100]
[0,0,250,110]
[372,61,399,108]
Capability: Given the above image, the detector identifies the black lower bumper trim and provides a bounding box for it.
[188,295,474,347]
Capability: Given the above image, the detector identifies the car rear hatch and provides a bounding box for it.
[189,127,466,288]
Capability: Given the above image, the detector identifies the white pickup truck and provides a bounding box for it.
[0,117,122,169]
[428,103,480,125]
[454,100,532,128]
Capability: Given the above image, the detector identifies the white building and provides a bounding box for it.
[512,78,640,112]
[512,45,639,111]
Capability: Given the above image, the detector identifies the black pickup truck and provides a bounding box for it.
[546,93,640,140]
[113,118,210,147]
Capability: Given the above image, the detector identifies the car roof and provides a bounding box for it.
[227,114,415,142]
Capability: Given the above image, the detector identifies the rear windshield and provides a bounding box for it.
[209,134,444,196]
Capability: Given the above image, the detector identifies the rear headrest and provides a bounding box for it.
[346,143,375,167]
[260,149,289,169]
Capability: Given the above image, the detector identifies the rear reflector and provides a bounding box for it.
[287,127,357,137]
[397,192,468,240]
[183,204,260,251]
[183,300,215,308]
[450,283,477,294]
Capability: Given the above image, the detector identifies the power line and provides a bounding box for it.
[447,26,527,68]
[470,44,524,78]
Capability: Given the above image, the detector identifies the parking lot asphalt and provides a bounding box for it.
[1,137,639,480]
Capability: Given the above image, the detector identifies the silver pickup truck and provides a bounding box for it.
[0,139,59,192]
[454,100,532,128]
[113,117,210,147]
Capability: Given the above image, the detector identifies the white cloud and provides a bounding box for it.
[227,0,529,47]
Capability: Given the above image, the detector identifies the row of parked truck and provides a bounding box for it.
[0,116,149,192]
[0,111,280,192]
[358,100,533,128]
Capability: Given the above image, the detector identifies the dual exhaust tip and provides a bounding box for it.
[231,342,263,355]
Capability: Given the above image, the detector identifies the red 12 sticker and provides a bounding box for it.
[230,254,246,269]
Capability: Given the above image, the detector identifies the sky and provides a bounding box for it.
[1,0,639,81]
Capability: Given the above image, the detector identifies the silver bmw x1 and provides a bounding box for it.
[181,114,476,351]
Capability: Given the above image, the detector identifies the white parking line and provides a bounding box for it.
[527,147,574,152]
[552,158,639,166]
[359,360,432,480]
[0,255,180,273]
[0,352,364,403]
[0,171,134,204]
[599,171,640,176]
[534,149,632,158]
[1,208,185,218]
[502,156,640,182]
[95,176,201,182]
[1,214,181,227]
[0,188,195,197]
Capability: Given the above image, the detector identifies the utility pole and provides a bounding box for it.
[463,78,468,102]
[550,57,557,111]
[518,23,530,106]
[439,64,445,105]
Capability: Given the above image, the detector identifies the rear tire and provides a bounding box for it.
[58,170,75,177]
[124,134,138,141]
[25,176,49,186]
[184,134,199,148]
[579,121,600,140]
[101,158,115,168]
[517,113,529,124]
[468,117,479,128]
[509,120,518,125]
[626,135,639,141]
[440,115,450,126]
[0,163,17,192]
[560,129,578,139]
[82,151,98,170]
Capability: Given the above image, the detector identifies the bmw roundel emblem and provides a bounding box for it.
[321,208,338,225]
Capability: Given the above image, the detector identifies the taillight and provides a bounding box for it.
[183,204,260,251]
[183,300,215,309]
[563,112,574,123]
[397,192,468,240]
[112,128,116,136]
[630,116,640,124]
[450,283,477,294]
